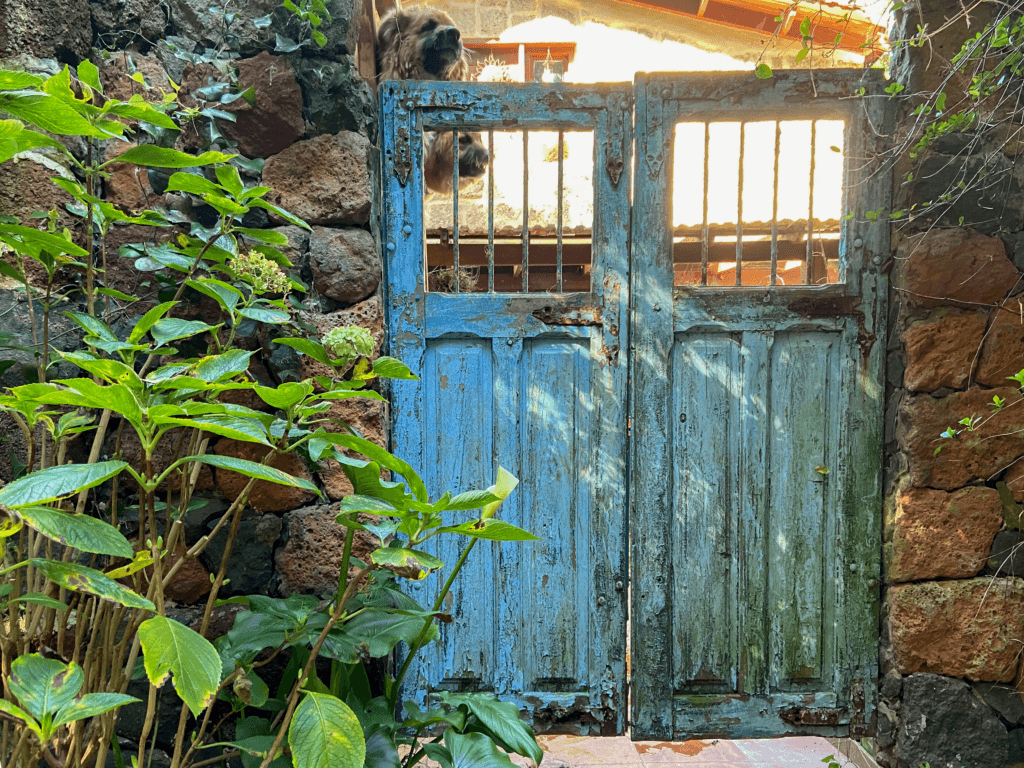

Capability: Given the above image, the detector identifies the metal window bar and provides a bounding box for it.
[770,120,781,286]
[452,130,460,293]
[557,130,564,293]
[803,120,817,285]
[522,129,530,292]
[701,122,710,287]
[735,121,745,287]
[487,130,495,293]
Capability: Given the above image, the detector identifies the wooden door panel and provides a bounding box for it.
[382,81,632,734]
[631,71,890,739]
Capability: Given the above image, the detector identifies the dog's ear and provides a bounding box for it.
[376,9,405,58]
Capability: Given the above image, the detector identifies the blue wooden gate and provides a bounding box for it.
[380,71,888,739]
[380,81,633,735]
[630,71,888,739]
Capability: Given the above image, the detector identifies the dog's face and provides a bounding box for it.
[377,7,470,82]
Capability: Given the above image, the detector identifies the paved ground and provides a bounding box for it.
[531,735,860,767]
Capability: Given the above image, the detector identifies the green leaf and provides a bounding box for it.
[128,300,178,343]
[444,489,501,512]
[273,337,333,366]
[288,692,365,768]
[795,46,810,63]
[334,495,399,517]
[184,454,320,493]
[237,306,290,324]
[95,287,138,302]
[202,193,248,216]
[248,198,310,229]
[0,460,129,507]
[61,352,143,390]
[150,318,219,346]
[52,692,138,728]
[318,434,428,502]
[8,654,84,720]
[440,693,541,765]
[77,60,103,94]
[324,607,437,662]
[363,731,401,768]
[215,164,244,197]
[0,92,101,137]
[155,413,272,446]
[254,382,311,411]
[437,520,538,542]
[800,15,811,37]
[0,223,88,256]
[0,592,67,611]
[138,616,222,716]
[444,731,514,768]
[104,146,234,168]
[165,171,222,196]
[371,548,444,579]
[106,102,178,130]
[28,559,154,610]
[0,697,37,731]
[193,349,254,383]
[235,227,289,246]
[369,357,418,380]
[236,716,290,768]
[19,505,134,557]
[754,63,773,79]
[0,70,44,90]
[186,279,242,313]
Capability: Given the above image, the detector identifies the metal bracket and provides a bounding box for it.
[644,91,669,180]
[605,93,630,188]
[394,125,412,186]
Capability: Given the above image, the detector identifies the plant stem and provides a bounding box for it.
[334,524,356,607]
[389,538,478,713]
[255,565,376,768]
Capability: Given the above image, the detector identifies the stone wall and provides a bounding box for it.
[880,4,1024,767]
[0,0,385,616]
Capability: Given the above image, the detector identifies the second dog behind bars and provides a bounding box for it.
[377,6,489,194]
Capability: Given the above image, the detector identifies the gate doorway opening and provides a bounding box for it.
[381,71,888,741]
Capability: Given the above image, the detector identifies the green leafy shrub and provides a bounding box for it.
[0,60,540,768]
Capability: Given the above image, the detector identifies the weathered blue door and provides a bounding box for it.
[381,71,888,739]
[380,81,633,734]
[630,71,889,739]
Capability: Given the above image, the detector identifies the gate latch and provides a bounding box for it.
[532,307,602,327]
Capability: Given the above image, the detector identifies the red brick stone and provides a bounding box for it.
[977,306,1024,386]
[99,53,171,104]
[896,228,1020,308]
[213,439,317,513]
[902,309,988,391]
[104,142,162,211]
[889,577,1024,682]
[276,503,380,597]
[888,487,1003,582]
[219,53,304,159]
[898,386,1024,489]
[1005,459,1024,506]
[263,133,372,226]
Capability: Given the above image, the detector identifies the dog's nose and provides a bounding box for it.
[440,26,460,44]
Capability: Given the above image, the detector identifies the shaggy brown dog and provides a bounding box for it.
[377,6,489,194]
